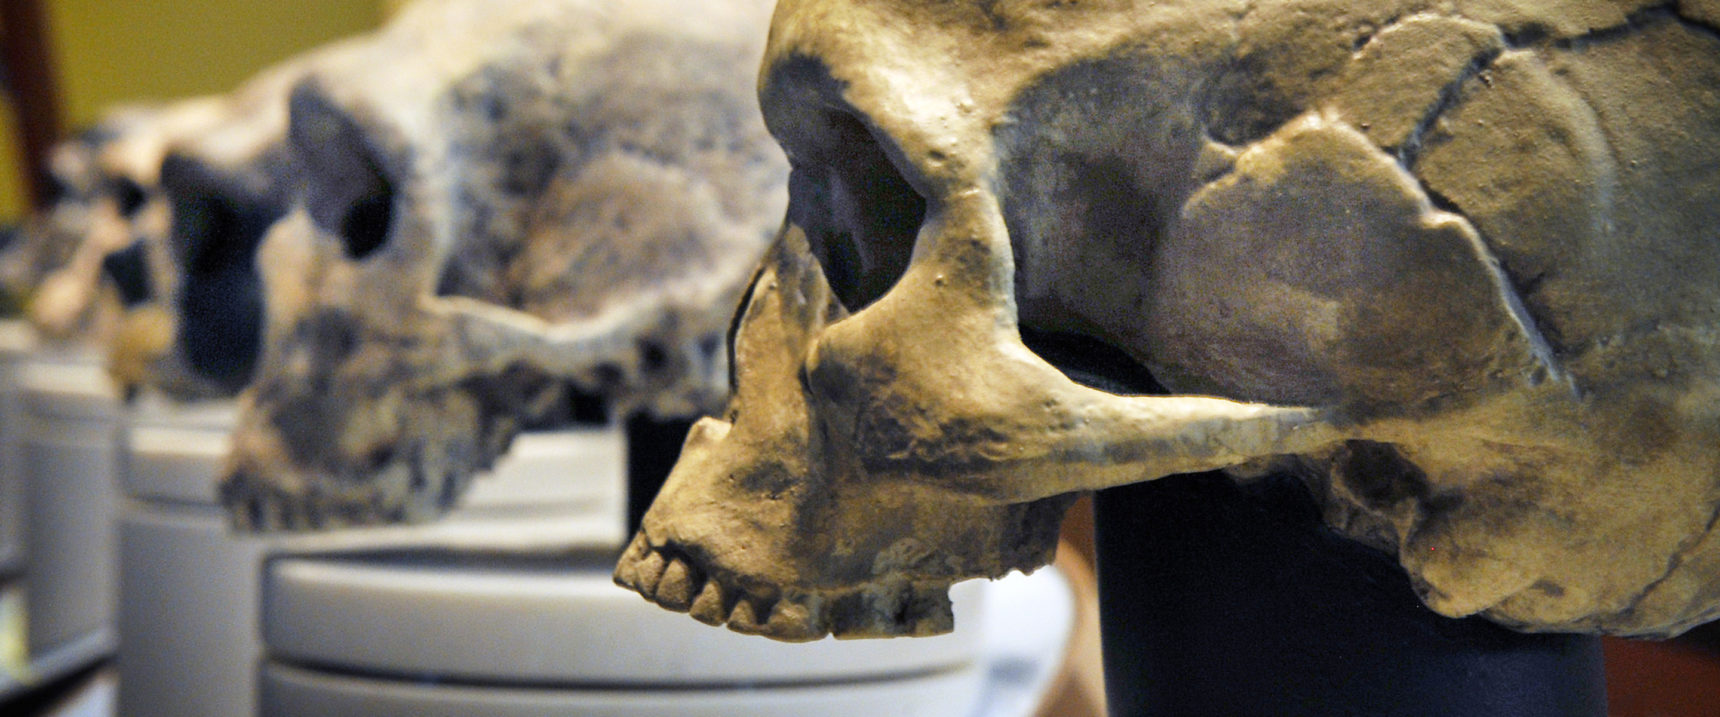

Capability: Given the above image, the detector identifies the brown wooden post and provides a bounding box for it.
[1,0,65,210]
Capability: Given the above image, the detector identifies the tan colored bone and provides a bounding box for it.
[24,97,226,341]
[220,0,788,530]
[622,0,1720,640]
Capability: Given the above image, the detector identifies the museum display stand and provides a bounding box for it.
[0,322,32,581]
[251,435,995,717]
[117,405,627,717]
[1095,473,1608,717]
[115,407,1058,717]
[0,336,124,701]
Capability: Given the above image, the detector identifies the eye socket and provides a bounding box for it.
[791,111,926,311]
[288,79,398,262]
[162,150,283,393]
[109,176,148,218]
[101,238,154,307]
[340,182,394,261]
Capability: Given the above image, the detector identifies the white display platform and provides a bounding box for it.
[0,320,36,576]
[119,402,1068,717]
[257,564,1076,717]
[262,557,985,685]
[260,660,987,717]
[17,350,123,665]
[118,409,628,717]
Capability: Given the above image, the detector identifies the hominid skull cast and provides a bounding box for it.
[620,0,1720,640]
[18,99,227,344]
[221,0,785,528]
[120,40,365,400]
[0,107,154,325]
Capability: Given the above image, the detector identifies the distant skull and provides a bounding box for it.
[15,99,225,343]
[219,0,785,528]
[0,108,144,319]
[620,0,1720,640]
[105,35,372,398]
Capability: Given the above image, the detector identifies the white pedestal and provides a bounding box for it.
[118,405,1049,717]
[0,321,36,577]
[260,660,986,717]
[0,348,125,699]
[19,353,123,658]
[118,412,628,717]
[261,558,985,686]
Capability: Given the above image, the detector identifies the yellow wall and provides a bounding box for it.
[0,97,25,223]
[0,0,389,221]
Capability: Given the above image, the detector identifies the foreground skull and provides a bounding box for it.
[220,0,785,528]
[621,0,1720,639]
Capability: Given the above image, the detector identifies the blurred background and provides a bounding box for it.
[0,0,403,219]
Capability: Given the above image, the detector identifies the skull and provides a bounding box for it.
[111,38,371,399]
[14,99,226,343]
[73,27,411,403]
[219,0,786,528]
[0,108,146,319]
[620,0,1720,640]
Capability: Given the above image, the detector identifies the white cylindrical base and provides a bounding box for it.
[19,351,122,659]
[260,659,986,717]
[0,320,37,576]
[118,413,627,717]
[262,558,985,686]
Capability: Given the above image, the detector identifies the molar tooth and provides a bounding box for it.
[689,580,728,625]
[766,595,826,642]
[636,550,668,597]
[905,587,956,637]
[656,559,699,611]
[828,584,895,638]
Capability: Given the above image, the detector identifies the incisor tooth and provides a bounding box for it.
[657,559,698,610]
[612,553,641,590]
[636,550,668,596]
[690,580,728,625]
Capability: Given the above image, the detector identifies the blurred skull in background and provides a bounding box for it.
[6,99,224,343]
[0,109,139,318]
[105,36,373,398]
[220,0,787,529]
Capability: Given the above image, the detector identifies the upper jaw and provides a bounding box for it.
[613,211,1355,641]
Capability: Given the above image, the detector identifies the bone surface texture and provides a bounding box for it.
[620,0,1720,640]
[220,0,787,529]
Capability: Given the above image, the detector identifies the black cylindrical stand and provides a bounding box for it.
[1093,472,1607,717]
[623,414,697,537]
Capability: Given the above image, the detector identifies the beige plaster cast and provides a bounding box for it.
[619,0,1720,640]
[219,0,786,528]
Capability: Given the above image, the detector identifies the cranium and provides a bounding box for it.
[0,110,144,318]
[219,0,786,528]
[620,0,1720,640]
[11,99,225,342]
[108,37,372,399]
